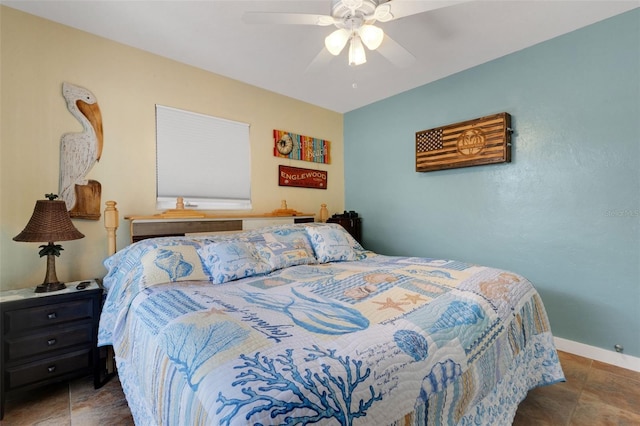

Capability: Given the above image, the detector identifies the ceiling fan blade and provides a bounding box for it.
[383,0,469,21]
[243,12,335,26]
[305,47,335,73]
[376,34,415,68]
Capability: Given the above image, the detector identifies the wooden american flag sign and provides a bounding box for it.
[416,112,512,172]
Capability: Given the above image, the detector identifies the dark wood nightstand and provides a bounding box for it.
[0,280,103,420]
[327,215,362,244]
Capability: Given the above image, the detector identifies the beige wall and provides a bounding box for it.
[0,7,344,291]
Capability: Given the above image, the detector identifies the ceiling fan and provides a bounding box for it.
[243,0,466,68]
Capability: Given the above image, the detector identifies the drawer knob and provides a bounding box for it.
[47,312,57,320]
[47,365,56,373]
[47,338,57,346]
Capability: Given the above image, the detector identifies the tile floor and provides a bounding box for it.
[513,351,640,426]
[1,351,638,425]
[0,374,133,426]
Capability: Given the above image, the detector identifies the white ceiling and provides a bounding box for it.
[4,0,638,113]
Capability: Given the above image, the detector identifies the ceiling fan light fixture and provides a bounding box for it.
[348,35,366,66]
[359,24,384,50]
[325,28,350,55]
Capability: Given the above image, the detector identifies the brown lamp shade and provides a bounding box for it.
[13,199,84,243]
[13,198,85,293]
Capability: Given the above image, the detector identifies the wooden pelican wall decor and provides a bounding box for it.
[59,82,103,220]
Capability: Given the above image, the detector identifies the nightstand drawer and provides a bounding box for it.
[6,349,92,389]
[4,299,94,333]
[5,323,93,362]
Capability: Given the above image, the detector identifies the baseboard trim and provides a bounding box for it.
[554,337,640,372]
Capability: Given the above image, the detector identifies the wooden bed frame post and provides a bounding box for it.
[104,200,119,256]
[102,200,120,379]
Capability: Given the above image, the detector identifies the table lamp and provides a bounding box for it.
[13,194,85,293]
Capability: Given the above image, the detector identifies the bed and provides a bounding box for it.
[98,210,564,425]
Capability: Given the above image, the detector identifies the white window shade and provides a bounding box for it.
[156,105,251,210]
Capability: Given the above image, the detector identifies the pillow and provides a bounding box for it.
[197,241,272,284]
[139,245,211,286]
[255,229,317,270]
[255,241,316,271]
[262,227,313,245]
[305,225,360,263]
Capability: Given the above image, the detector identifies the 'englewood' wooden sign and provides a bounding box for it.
[279,165,327,189]
[416,112,512,172]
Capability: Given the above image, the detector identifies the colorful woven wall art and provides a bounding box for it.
[274,130,330,164]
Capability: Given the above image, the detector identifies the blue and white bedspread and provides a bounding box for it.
[98,223,564,426]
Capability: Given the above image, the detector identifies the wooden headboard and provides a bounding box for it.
[128,219,243,243]
[103,200,316,256]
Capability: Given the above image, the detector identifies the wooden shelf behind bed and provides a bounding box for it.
[125,214,315,243]
[104,199,315,248]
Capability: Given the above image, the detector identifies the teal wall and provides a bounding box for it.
[344,10,640,356]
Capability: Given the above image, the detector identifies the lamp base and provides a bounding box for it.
[35,281,66,293]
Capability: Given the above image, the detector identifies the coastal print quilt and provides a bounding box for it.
[98,224,564,426]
